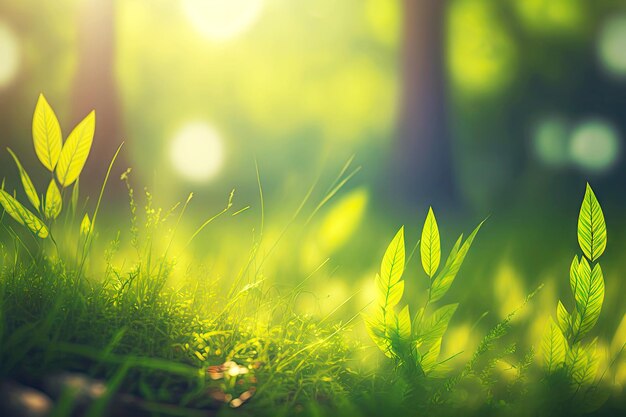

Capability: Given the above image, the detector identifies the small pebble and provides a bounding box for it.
[0,380,53,417]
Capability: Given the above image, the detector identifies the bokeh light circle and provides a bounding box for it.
[598,15,626,77]
[569,119,620,173]
[170,122,225,182]
[0,21,20,89]
[533,117,570,167]
[182,0,264,41]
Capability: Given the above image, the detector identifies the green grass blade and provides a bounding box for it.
[7,148,40,211]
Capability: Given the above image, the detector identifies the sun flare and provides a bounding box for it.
[169,121,225,182]
[182,0,264,41]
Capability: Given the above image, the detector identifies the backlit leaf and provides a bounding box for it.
[571,261,604,342]
[376,274,404,309]
[567,340,599,387]
[56,111,95,187]
[44,179,62,220]
[420,338,443,373]
[7,148,40,211]
[420,207,441,278]
[556,300,570,337]
[32,94,62,172]
[542,318,567,373]
[417,304,458,373]
[80,213,91,236]
[430,220,484,303]
[416,303,458,350]
[0,189,48,238]
[578,184,606,262]
[384,305,413,359]
[378,227,405,309]
[395,305,412,341]
[363,308,393,358]
[569,256,579,299]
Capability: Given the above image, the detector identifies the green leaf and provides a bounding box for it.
[365,227,407,359]
[7,148,40,211]
[416,303,458,350]
[44,179,62,220]
[566,340,599,387]
[569,256,579,299]
[383,305,414,360]
[571,260,604,342]
[430,220,484,303]
[578,184,606,262]
[375,273,404,308]
[420,207,441,278]
[56,111,95,187]
[32,94,63,172]
[0,189,48,238]
[420,338,443,374]
[542,318,567,373]
[556,300,571,338]
[416,304,458,373]
[378,227,405,309]
[394,305,412,341]
[363,308,393,358]
[80,213,91,236]
[435,233,463,278]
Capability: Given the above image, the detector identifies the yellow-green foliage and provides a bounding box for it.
[363,208,483,376]
[0,94,95,239]
[543,183,608,402]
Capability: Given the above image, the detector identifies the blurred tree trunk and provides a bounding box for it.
[391,0,456,207]
[71,0,126,191]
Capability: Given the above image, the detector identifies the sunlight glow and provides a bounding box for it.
[182,0,264,41]
[0,21,20,89]
[170,122,225,182]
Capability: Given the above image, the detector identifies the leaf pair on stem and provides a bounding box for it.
[543,184,608,403]
[364,208,483,376]
[0,94,95,239]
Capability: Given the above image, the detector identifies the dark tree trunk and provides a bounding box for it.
[390,0,456,208]
[71,0,127,192]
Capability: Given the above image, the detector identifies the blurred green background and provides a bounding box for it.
[0,0,625,377]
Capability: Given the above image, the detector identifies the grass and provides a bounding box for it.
[0,162,364,416]
[0,97,625,416]
[2,179,624,417]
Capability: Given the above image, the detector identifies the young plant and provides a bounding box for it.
[542,183,607,404]
[364,208,483,378]
[0,94,95,244]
